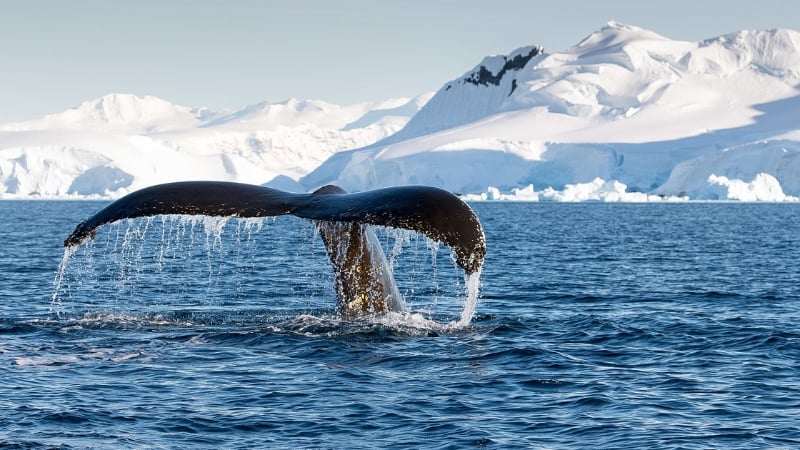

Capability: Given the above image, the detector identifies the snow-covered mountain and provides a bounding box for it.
[0,93,431,197]
[1,94,214,134]
[303,22,800,201]
[2,22,800,201]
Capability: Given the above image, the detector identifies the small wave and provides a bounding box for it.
[56,311,198,331]
[12,347,151,368]
[518,378,571,390]
[0,319,41,335]
[13,354,82,367]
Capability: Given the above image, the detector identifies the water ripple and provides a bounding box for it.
[1,202,799,448]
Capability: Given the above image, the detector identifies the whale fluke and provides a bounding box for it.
[65,181,485,317]
[65,181,485,274]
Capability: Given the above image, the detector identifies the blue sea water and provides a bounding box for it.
[1,201,799,448]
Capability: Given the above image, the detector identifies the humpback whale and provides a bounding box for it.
[65,181,485,318]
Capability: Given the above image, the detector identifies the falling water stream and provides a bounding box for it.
[51,215,479,329]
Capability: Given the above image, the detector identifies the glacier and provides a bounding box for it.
[2,22,800,201]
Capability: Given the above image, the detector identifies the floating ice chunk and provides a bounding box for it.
[540,178,627,202]
[707,173,799,202]
[463,179,687,202]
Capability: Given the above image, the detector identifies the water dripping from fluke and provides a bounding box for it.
[50,244,79,316]
[456,269,483,328]
[54,217,482,330]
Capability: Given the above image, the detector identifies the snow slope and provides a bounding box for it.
[0,93,430,198]
[303,22,800,201]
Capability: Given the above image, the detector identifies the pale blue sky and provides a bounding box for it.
[1,0,798,122]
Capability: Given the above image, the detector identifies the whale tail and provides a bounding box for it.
[64,181,486,316]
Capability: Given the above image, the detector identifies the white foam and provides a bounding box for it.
[462,179,688,202]
[14,355,82,367]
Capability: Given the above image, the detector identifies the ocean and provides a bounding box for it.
[1,201,799,448]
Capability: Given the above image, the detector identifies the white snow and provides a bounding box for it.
[462,178,687,202]
[2,22,800,202]
[304,22,800,201]
[0,94,429,198]
[0,94,210,134]
[706,173,798,202]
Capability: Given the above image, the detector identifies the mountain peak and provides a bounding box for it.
[575,21,671,49]
[1,93,210,133]
[463,45,544,89]
[390,21,800,140]
[76,93,190,123]
[383,44,545,141]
